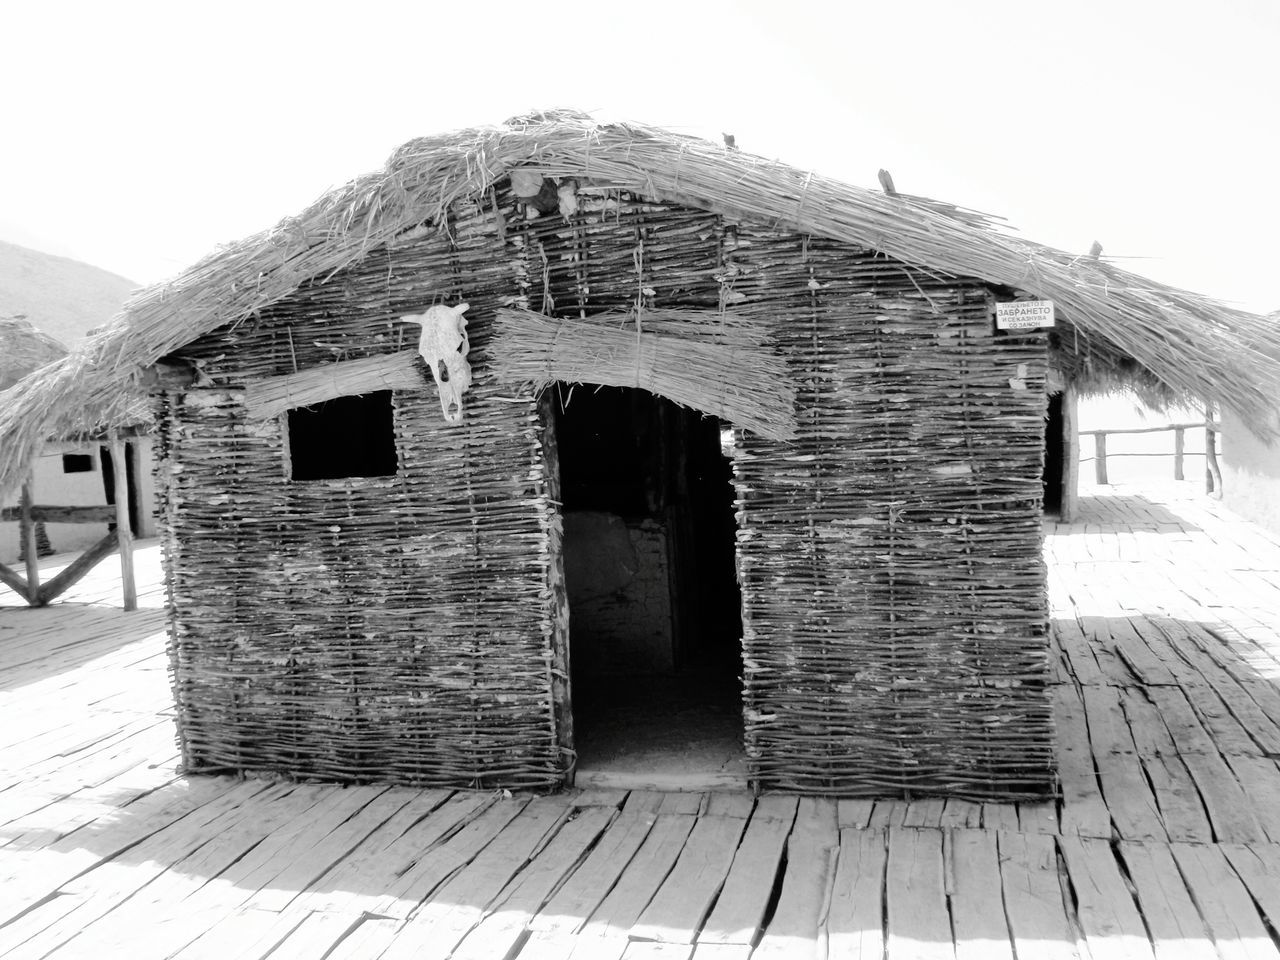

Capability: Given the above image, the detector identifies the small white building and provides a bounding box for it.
[0,316,154,562]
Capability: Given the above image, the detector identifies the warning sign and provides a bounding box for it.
[996,300,1055,330]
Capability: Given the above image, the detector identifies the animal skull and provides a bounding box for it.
[403,303,471,422]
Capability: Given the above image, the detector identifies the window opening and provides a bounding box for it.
[287,391,399,481]
[62,453,94,473]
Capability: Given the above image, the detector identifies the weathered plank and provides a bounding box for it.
[751,799,838,960]
[382,797,574,960]
[578,813,698,939]
[1170,843,1280,960]
[884,827,953,960]
[531,810,661,934]
[1117,841,1218,960]
[1057,835,1156,960]
[698,799,796,944]
[451,805,618,960]
[997,831,1081,960]
[948,829,1013,960]
[1181,751,1268,843]
[826,828,887,960]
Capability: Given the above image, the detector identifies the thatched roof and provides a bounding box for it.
[0,315,66,391]
[2,110,1278,497]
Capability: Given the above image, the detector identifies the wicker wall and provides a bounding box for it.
[726,231,1053,798]
[159,195,564,788]
[158,183,1052,796]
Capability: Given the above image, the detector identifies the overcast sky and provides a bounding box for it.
[3,0,1276,314]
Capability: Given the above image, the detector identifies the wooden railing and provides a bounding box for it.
[1079,420,1222,493]
[0,434,138,610]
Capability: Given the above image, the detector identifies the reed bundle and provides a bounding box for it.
[244,350,424,419]
[490,308,797,441]
[0,316,65,390]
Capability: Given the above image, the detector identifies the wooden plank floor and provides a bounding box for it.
[3,481,1280,958]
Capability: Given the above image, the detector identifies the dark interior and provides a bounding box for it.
[287,391,399,481]
[553,385,744,780]
[1043,391,1065,514]
[99,441,140,535]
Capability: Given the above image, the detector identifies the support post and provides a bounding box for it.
[1094,433,1108,485]
[108,434,138,611]
[1205,405,1223,499]
[1060,387,1080,523]
[1173,427,1185,481]
[20,478,40,605]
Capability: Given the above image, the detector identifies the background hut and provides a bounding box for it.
[0,315,157,565]
[2,113,1278,799]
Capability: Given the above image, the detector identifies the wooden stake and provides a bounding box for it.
[538,395,574,784]
[108,434,138,611]
[1204,404,1223,498]
[1094,433,1109,486]
[1173,427,1185,481]
[1061,387,1080,522]
[20,478,40,605]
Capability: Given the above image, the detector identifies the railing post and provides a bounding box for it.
[1205,408,1223,498]
[1094,432,1108,485]
[1173,427,1185,481]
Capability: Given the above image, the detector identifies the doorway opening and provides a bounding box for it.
[1043,392,1065,515]
[552,385,745,789]
[100,441,140,535]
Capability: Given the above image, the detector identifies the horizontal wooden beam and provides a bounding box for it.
[1079,422,1219,437]
[35,532,119,606]
[1,504,117,524]
[244,351,425,420]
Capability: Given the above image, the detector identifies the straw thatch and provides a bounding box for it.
[1,110,1277,497]
[0,315,66,391]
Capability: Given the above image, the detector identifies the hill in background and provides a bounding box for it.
[0,240,138,345]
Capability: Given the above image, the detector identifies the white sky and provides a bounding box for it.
[3,0,1277,314]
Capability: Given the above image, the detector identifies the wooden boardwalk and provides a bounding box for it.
[2,482,1280,958]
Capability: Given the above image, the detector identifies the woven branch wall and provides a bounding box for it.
[157,180,1052,796]
[511,190,1053,798]
[724,229,1053,798]
[159,195,564,788]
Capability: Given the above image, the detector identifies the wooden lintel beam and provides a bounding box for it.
[244,350,425,420]
[35,532,119,606]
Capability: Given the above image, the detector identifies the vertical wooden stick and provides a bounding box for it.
[1060,387,1080,523]
[1204,406,1223,499]
[1094,433,1108,486]
[20,477,40,606]
[538,395,574,783]
[1173,427,1185,481]
[109,434,138,611]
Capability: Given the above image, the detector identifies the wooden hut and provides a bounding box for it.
[2,112,1278,799]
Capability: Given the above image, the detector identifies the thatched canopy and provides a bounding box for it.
[2,110,1278,498]
[0,315,66,391]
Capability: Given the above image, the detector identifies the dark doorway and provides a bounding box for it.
[100,442,140,535]
[552,385,745,788]
[1043,392,1065,514]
